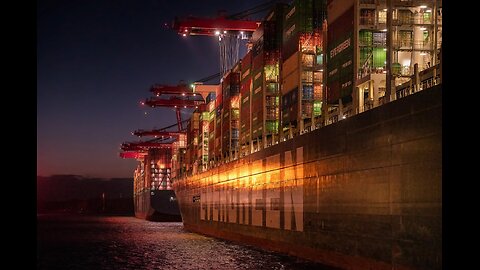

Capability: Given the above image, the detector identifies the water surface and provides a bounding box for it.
[37,215,337,269]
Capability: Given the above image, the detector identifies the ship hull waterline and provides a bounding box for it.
[134,189,182,222]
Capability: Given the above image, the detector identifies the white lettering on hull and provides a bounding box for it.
[266,154,281,229]
[193,148,304,232]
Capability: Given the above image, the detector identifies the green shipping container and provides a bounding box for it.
[283,0,326,42]
[372,47,386,68]
[359,30,372,46]
[265,120,279,133]
[313,100,322,116]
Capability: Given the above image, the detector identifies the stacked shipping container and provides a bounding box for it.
[171,133,186,179]
[281,0,326,138]
[250,3,287,150]
[179,1,328,170]
[198,104,210,172]
[186,111,199,175]
[214,84,223,162]
[206,92,217,167]
[146,148,173,190]
[221,65,241,161]
[185,103,211,175]
[240,51,252,157]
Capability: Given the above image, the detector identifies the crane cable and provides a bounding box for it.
[219,31,242,77]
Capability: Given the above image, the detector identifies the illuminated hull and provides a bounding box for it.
[174,86,442,269]
[134,189,182,222]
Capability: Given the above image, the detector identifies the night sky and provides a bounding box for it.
[37,0,266,178]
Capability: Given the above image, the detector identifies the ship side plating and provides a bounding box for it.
[175,84,441,269]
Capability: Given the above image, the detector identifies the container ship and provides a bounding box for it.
[121,121,191,221]
[131,148,181,222]
[122,0,442,268]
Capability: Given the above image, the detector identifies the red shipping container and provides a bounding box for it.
[242,51,252,69]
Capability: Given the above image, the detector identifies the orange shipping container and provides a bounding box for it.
[282,70,300,95]
[282,51,299,77]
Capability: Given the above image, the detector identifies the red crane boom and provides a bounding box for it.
[121,141,173,151]
[173,17,260,36]
[119,151,147,159]
[133,130,185,138]
[150,84,193,95]
[144,97,203,108]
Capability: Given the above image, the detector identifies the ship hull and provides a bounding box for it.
[174,86,442,269]
[134,189,182,222]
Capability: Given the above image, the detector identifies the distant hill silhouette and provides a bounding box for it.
[37,175,134,215]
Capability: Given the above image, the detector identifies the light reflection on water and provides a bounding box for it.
[37,215,337,270]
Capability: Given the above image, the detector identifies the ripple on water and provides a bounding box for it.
[38,215,338,270]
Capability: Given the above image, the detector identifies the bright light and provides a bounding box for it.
[419,5,427,8]
[184,29,188,32]
[383,8,387,11]
[383,48,387,51]
[342,115,346,119]
[381,29,387,32]
[420,27,427,30]
[214,30,220,35]
[420,52,427,56]
[240,31,244,34]
[426,9,432,12]
[140,101,145,105]
[223,30,227,34]
[319,69,323,72]
[182,93,185,96]
[182,33,186,37]
[174,105,177,108]
[191,84,194,88]
[184,106,187,108]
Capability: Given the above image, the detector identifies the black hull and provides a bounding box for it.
[134,189,182,222]
[174,86,442,269]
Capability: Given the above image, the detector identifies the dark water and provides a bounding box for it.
[37,215,337,270]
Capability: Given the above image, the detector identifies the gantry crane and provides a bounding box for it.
[121,117,190,159]
[171,4,267,76]
[171,0,278,36]
[173,16,259,37]
[119,151,147,159]
[141,83,205,131]
[133,130,185,138]
[119,137,174,159]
